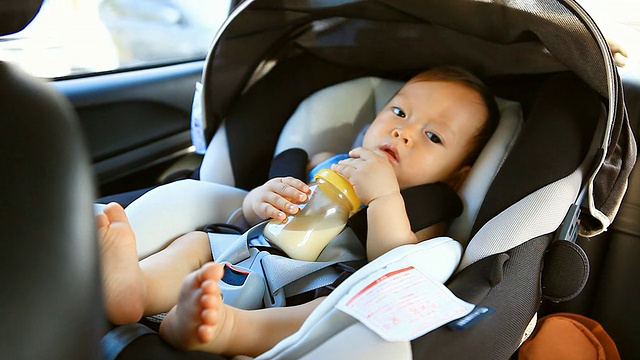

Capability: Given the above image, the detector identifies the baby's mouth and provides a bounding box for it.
[380,145,399,163]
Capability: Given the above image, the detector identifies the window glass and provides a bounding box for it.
[0,0,231,78]
[579,0,640,68]
[2,1,638,77]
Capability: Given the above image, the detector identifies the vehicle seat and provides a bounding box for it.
[0,1,106,358]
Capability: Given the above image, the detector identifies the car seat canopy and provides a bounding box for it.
[202,0,636,237]
[206,0,610,117]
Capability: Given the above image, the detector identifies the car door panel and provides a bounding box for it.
[52,61,203,195]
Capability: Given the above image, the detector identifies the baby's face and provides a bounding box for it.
[362,80,488,189]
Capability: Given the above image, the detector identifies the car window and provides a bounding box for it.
[0,0,232,79]
[1,0,637,78]
[579,0,640,67]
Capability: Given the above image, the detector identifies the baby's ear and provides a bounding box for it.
[446,165,471,192]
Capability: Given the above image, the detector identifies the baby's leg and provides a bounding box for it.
[97,202,147,324]
[159,263,230,352]
[98,202,212,324]
[160,262,324,357]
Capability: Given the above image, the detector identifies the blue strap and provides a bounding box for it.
[308,153,350,182]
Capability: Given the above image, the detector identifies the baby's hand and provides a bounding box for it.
[331,147,400,205]
[245,177,310,223]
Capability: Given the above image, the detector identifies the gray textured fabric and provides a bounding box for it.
[460,168,582,270]
[210,223,366,306]
[582,108,638,236]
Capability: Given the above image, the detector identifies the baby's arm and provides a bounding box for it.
[332,148,425,261]
[362,191,447,261]
[364,192,418,260]
[242,177,310,226]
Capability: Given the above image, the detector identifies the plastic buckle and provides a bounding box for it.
[217,221,287,309]
[556,204,581,242]
[219,261,266,310]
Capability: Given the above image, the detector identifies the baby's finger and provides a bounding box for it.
[267,177,309,203]
[331,162,355,182]
[259,202,287,222]
[268,189,303,215]
[348,147,377,159]
[347,147,363,159]
[280,176,311,196]
[282,176,310,190]
[362,147,388,162]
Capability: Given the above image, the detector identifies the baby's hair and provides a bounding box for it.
[409,66,500,167]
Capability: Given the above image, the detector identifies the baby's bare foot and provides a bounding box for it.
[159,262,236,354]
[98,202,146,324]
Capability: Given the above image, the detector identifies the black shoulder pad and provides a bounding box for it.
[348,182,463,246]
[268,148,309,181]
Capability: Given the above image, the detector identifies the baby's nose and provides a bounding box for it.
[392,128,411,145]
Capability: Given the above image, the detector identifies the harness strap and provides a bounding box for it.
[348,182,463,246]
[210,151,464,307]
[210,222,366,307]
[262,228,365,296]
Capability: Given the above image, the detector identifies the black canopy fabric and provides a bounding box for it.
[201,0,636,236]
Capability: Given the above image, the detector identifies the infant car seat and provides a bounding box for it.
[101,0,637,359]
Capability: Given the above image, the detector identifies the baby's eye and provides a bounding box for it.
[392,106,406,118]
[426,131,442,144]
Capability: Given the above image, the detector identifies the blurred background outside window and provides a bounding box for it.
[0,0,231,78]
[579,0,640,69]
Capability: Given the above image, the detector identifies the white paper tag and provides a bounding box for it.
[336,262,475,342]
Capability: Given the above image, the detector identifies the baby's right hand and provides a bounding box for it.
[245,177,310,223]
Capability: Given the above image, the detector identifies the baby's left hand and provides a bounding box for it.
[331,147,400,205]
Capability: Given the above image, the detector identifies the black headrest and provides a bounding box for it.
[1,42,105,358]
[0,0,43,36]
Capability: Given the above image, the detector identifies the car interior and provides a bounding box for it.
[1,0,639,359]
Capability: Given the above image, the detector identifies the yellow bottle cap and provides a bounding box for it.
[314,168,361,213]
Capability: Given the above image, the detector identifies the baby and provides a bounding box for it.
[98,66,499,357]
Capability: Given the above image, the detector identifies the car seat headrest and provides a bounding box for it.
[274,77,523,244]
[275,77,404,156]
[0,0,43,36]
[448,98,522,243]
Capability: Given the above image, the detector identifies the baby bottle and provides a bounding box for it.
[263,168,361,261]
